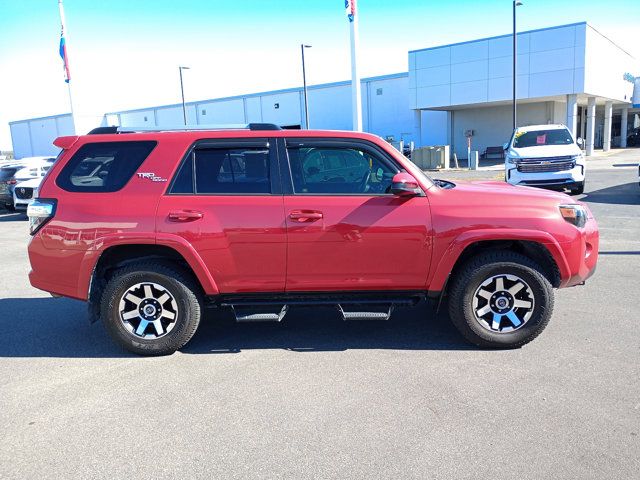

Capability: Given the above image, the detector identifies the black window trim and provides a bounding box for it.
[166,137,282,196]
[55,140,158,193]
[280,137,403,197]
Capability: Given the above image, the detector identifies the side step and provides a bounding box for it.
[231,305,289,322]
[337,304,394,321]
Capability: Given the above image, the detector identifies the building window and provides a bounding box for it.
[202,109,206,115]
[274,103,280,109]
[376,88,383,96]
[143,116,148,122]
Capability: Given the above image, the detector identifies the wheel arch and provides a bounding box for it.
[429,230,569,295]
[86,242,219,322]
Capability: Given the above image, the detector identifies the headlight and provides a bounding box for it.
[506,157,518,164]
[559,204,587,228]
[571,154,584,162]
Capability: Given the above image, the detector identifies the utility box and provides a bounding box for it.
[410,145,450,170]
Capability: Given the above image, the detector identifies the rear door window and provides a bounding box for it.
[170,140,276,195]
[56,141,156,192]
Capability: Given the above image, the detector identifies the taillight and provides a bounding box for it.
[27,198,57,235]
[8,179,17,185]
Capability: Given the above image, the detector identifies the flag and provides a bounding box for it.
[345,0,356,22]
[59,27,70,83]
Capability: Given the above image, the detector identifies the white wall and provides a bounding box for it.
[9,114,74,159]
[307,84,351,130]
[583,25,636,103]
[449,102,561,157]
[104,74,417,141]
[420,110,449,146]
[259,92,302,126]
[410,23,588,109]
[196,99,245,124]
[155,105,197,125]
[365,76,416,143]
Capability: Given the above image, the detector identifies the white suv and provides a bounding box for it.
[504,124,585,195]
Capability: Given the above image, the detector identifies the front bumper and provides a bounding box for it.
[558,215,599,288]
[507,163,585,188]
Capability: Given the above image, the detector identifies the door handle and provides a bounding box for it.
[168,210,204,222]
[289,210,323,222]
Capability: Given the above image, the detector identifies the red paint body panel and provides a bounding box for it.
[28,129,598,302]
[284,195,432,290]
[156,195,287,293]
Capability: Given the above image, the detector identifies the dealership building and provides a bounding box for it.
[10,21,640,160]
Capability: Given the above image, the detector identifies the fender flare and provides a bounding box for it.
[77,233,220,300]
[426,228,571,292]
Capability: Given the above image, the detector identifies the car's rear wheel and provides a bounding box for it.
[100,262,202,356]
[448,251,554,348]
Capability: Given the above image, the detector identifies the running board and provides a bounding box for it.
[337,304,394,321]
[231,305,289,322]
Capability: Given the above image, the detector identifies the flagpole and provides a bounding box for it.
[58,0,76,133]
[348,2,363,132]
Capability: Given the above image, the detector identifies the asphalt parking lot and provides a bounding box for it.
[1,155,639,479]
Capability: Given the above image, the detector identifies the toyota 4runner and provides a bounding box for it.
[27,125,599,355]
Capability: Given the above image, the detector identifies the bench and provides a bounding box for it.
[482,146,505,159]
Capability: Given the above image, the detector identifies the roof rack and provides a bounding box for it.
[87,123,282,135]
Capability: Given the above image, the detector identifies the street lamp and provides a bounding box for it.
[301,44,312,129]
[178,66,190,125]
[513,1,523,131]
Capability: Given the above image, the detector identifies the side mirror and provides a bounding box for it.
[503,142,509,151]
[390,172,421,197]
[576,137,584,146]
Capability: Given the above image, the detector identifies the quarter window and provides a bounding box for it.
[286,145,396,194]
[57,141,156,192]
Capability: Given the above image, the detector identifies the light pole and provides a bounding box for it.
[178,66,190,125]
[512,1,523,131]
[301,44,312,129]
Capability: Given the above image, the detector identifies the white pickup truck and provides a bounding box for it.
[504,124,585,195]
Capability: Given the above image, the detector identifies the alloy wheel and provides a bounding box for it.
[471,274,535,333]
[118,282,179,338]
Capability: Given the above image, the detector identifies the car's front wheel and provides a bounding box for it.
[448,251,554,348]
[100,262,202,355]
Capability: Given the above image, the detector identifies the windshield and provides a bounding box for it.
[513,128,573,148]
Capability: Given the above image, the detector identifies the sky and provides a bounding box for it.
[0,0,639,150]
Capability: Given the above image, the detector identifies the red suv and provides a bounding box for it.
[27,125,599,355]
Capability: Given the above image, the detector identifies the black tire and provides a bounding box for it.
[448,251,554,349]
[570,182,585,195]
[100,262,202,356]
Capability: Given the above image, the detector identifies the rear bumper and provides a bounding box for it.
[27,235,88,300]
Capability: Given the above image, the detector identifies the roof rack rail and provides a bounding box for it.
[87,123,282,134]
[87,126,120,135]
